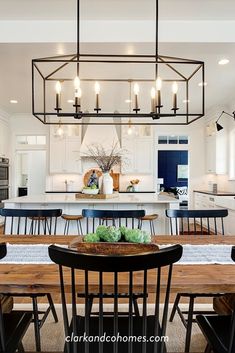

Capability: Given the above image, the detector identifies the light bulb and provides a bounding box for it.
[55,81,61,94]
[156,77,162,91]
[95,82,100,94]
[56,126,63,136]
[75,87,82,98]
[74,76,80,90]
[151,87,156,99]
[127,126,133,135]
[134,83,139,95]
[172,82,178,94]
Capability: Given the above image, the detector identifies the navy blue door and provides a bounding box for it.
[158,150,188,189]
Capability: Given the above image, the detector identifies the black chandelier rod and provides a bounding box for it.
[77,0,80,77]
[155,0,159,80]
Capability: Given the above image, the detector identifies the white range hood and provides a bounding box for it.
[80,119,121,155]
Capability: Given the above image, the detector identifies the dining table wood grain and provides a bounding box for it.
[0,235,235,295]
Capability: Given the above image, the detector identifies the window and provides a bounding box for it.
[16,135,46,145]
[158,135,189,145]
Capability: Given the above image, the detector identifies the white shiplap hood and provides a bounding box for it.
[80,120,121,155]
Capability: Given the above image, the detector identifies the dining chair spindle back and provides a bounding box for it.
[0,208,62,352]
[166,208,229,352]
[166,209,228,236]
[0,243,32,353]
[196,246,235,353]
[0,208,62,235]
[49,243,183,353]
[82,209,146,233]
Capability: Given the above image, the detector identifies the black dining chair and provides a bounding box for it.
[0,243,32,353]
[166,208,229,352]
[0,208,63,352]
[196,246,235,353]
[0,208,62,235]
[81,209,146,316]
[49,243,183,353]
[82,209,145,233]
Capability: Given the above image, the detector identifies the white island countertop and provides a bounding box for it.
[3,193,179,205]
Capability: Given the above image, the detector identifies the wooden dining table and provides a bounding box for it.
[0,234,235,295]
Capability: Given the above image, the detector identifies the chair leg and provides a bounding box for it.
[169,293,181,322]
[64,220,68,235]
[32,296,41,352]
[79,220,83,236]
[47,294,58,323]
[152,220,156,235]
[185,296,195,353]
[132,297,140,316]
[204,344,212,353]
[18,341,25,353]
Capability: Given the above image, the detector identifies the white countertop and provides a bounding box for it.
[3,193,179,205]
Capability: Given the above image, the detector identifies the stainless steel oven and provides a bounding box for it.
[0,158,9,186]
[0,186,9,204]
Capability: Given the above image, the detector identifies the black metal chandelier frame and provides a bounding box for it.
[32,0,205,126]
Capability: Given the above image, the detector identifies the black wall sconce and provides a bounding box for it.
[216,110,235,131]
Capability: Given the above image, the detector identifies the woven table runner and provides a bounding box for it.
[0,244,234,265]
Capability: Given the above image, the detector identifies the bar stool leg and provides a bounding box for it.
[64,220,68,235]
[79,220,83,235]
[152,220,156,235]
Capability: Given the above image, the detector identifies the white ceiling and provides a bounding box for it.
[0,0,235,117]
[0,0,235,21]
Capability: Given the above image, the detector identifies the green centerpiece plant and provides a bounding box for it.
[83,225,151,244]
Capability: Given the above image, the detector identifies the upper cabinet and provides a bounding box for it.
[205,122,227,175]
[122,136,153,174]
[0,119,10,158]
[49,126,82,174]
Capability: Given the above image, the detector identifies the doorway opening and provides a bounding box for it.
[15,150,46,196]
[158,150,189,208]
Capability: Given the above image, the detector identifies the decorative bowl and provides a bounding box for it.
[82,188,99,195]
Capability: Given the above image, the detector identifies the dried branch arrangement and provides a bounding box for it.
[84,142,124,172]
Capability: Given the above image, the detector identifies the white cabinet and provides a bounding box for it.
[206,130,227,174]
[0,119,9,158]
[49,126,82,174]
[122,137,153,174]
[206,136,216,174]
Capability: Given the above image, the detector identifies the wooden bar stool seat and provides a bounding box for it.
[139,213,158,236]
[61,214,83,235]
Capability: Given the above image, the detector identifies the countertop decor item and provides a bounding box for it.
[75,192,119,200]
[127,179,140,192]
[82,188,99,195]
[32,0,205,126]
[83,143,123,194]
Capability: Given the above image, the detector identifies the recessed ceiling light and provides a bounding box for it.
[198,82,207,87]
[125,99,132,103]
[183,99,190,103]
[218,58,229,65]
[10,99,18,104]
[67,99,74,103]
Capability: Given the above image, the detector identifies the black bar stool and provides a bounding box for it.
[61,214,83,235]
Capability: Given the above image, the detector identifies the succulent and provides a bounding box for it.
[119,226,127,237]
[83,233,100,243]
[124,228,151,244]
[96,225,121,242]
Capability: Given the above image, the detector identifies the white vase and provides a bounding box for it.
[102,172,113,194]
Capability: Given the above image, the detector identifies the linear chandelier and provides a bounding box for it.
[32,0,205,126]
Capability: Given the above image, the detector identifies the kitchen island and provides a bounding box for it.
[3,193,179,235]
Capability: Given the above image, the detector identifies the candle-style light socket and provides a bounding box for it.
[133,94,140,113]
[171,93,179,113]
[156,90,163,108]
[94,93,101,113]
[55,93,62,112]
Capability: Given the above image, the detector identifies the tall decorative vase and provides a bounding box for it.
[102,172,113,194]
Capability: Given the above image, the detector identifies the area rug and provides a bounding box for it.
[19,303,208,352]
